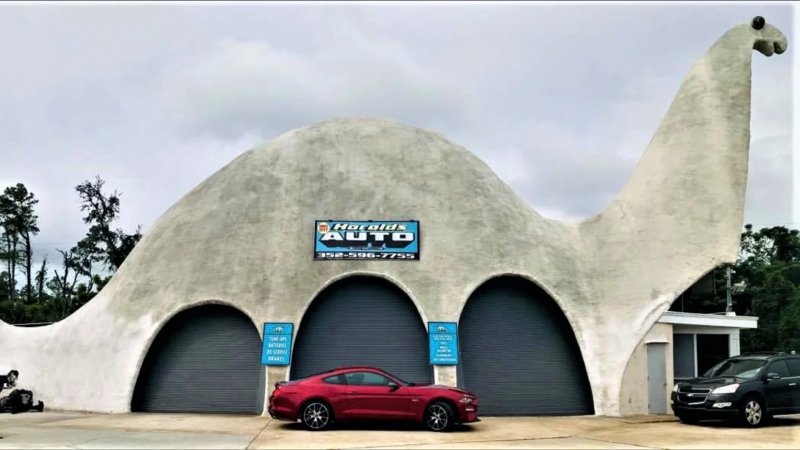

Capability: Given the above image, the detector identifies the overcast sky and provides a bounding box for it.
[0,1,795,270]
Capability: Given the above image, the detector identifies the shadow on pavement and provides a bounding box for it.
[685,415,800,429]
[278,420,476,433]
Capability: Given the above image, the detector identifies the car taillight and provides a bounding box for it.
[459,397,474,404]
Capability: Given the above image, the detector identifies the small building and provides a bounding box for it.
[620,310,758,415]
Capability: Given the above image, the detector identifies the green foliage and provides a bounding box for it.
[671,224,800,353]
[75,176,142,272]
[0,183,40,303]
[0,178,141,325]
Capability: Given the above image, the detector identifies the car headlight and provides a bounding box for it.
[459,397,474,404]
[711,383,739,394]
[672,384,680,392]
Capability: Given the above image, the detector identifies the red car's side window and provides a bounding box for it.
[344,372,392,386]
[322,375,346,385]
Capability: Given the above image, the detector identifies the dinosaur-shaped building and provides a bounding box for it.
[0,18,788,417]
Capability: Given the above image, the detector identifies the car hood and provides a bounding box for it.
[413,384,475,396]
[677,377,743,389]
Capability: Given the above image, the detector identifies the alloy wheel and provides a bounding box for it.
[744,400,762,426]
[303,402,330,430]
[426,404,449,431]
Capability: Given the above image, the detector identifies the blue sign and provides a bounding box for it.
[314,220,420,260]
[261,323,293,366]
[429,322,459,365]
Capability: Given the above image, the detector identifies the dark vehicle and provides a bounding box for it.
[0,369,18,393]
[671,352,800,427]
[268,366,479,431]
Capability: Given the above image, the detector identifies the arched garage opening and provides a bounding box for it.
[458,277,593,416]
[291,276,433,383]
[132,304,264,414]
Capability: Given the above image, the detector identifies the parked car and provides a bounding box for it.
[268,366,480,431]
[671,352,800,427]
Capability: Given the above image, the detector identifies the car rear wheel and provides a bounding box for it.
[425,401,455,432]
[301,401,332,431]
[739,396,766,428]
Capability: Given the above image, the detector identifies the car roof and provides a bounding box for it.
[306,366,387,378]
[732,353,799,361]
[330,366,387,373]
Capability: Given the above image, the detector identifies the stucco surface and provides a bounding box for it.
[619,323,674,416]
[0,20,787,416]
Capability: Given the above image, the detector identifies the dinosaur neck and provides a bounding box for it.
[598,25,756,241]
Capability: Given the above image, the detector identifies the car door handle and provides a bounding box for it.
[789,383,797,386]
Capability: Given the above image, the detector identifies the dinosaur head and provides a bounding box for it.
[748,16,787,56]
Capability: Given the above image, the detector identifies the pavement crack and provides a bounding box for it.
[246,419,273,449]
[578,435,665,450]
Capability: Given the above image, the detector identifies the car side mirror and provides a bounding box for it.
[387,381,399,390]
[762,372,781,382]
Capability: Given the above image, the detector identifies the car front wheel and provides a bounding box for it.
[301,401,332,431]
[739,396,766,428]
[425,401,455,432]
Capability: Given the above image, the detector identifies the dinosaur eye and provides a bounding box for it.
[752,16,765,30]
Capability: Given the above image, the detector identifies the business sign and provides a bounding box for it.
[261,323,293,366]
[314,220,419,260]
[428,322,459,365]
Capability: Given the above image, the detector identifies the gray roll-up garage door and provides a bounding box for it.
[132,304,264,414]
[291,276,432,384]
[458,277,593,416]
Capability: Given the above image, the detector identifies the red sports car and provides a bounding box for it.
[268,366,480,431]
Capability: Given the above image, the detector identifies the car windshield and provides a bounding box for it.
[704,358,766,378]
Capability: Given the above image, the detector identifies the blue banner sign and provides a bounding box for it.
[261,323,293,366]
[429,322,459,365]
[314,220,420,261]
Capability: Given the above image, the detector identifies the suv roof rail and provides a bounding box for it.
[740,352,782,356]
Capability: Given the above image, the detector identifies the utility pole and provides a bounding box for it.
[725,266,733,315]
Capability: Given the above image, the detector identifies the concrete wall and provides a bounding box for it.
[619,323,674,416]
[0,19,787,417]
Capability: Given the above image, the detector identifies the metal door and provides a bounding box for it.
[458,277,594,416]
[647,342,668,414]
[290,276,432,384]
[132,304,263,414]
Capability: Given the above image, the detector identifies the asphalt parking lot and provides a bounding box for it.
[0,412,798,449]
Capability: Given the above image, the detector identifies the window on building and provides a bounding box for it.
[673,334,696,379]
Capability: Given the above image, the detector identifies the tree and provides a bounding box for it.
[734,225,800,352]
[670,224,800,352]
[0,183,39,303]
[35,256,48,302]
[74,176,142,272]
